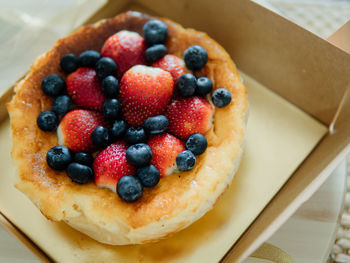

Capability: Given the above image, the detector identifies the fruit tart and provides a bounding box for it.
[7,11,247,245]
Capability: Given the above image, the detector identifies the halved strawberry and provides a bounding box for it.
[66,68,105,111]
[93,141,135,192]
[152,54,188,83]
[148,133,185,177]
[165,96,214,140]
[101,30,146,77]
[58,109,108,152]
[119,65,174,126]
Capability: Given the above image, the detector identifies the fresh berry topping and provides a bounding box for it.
[92,126,110,149]
[185,133,208,155]
[125,126,147,145]
[46,145,72,170]
[93,142,135,192]
[145,44,167,63]
[142,19,168,46]
[126,143,152,167]
[74,152,94,167]
[144,115,168,135]
[196,77,213,96]
[41,74,66,97]
[111,120,128,140]
[120,65,173,126]
[66,163,93,184]
[117,175,143,202]
[101,76,119,98]
[136,165,160,187]
[165,96,214,139]
[101,30,146,76]
[184,45,208,70]
[37,110,58,131]
[102,98,121,121]
[79,50,101,68]
[60,53,79,74]
[66,68,106,111]
[176,150,196,171]
[212,88,232,108]
[176,73,196,97]
[148,133,185,177]
[58,109,107,152]
[152,54,187,83]
[52,95,72,117]
[95,57,118,79]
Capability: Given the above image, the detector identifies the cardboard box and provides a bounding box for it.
[0,0,349,262]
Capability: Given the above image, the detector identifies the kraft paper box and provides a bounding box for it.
[0,0,349,262]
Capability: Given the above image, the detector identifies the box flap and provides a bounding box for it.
[134,0,350,126]
[224,17,350,262]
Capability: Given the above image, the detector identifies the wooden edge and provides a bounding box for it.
[0,84,15,123]
[327,20,350,54]
[82,0,130,25]
[0,212,52,263]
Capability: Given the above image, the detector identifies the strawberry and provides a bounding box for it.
[93,141,135,192]
[119,65,174,126]
[147,133,185,177]
[101,30,146,77]
[165,96,214,140]
[152,54,188,83]
[66,68,105,111]
[58,109,108,152]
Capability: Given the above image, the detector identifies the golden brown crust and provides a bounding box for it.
[7,11,247,244]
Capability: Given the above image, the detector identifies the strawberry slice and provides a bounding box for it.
[66,68,106,111]
[101,30,146,77]
[58,109,108,152]
[152,54,188,83]
[165,96,214,140]
[148,133,185,177]
[93,141,135,192]
[119,65,174,126]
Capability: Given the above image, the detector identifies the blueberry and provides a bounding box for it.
[74,152,94,167]
[185,133,207,155]
[92,126,110,148]
[46,145,72,170]
[126,143,152,167]
[111,120,128,140]
[176,150,196,171]
[95,57,117,79]
[144,115,168,135]
[66,163,93,184]
[41,74,66,97]
[37,110,58,131]
[176,73,196,97]
[102,99,121,121]
[212,88,232,108]
[184,45,208,70]
[51,95,72,116]
[196,77,213,96]
[145,44,167,63]
[102,76,119,98]
[79,50,100,67]
[60,53,79,74]
[117,175,143,202]
[125,127,147,144]
[142,19,168,46]
[136,165,160,187]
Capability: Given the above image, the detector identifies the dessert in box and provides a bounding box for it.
[7,11,247,245]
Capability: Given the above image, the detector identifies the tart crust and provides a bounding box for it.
[7,11,247,245]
